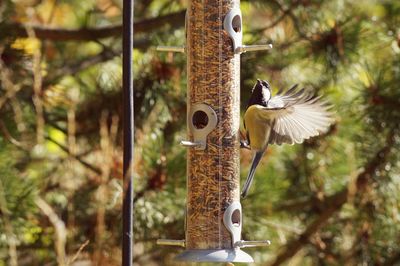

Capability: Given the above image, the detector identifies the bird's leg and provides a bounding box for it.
[239,129,251,150]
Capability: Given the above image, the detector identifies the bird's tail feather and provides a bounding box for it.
[241,150,265,198]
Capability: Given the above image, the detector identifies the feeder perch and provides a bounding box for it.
[156,46,186,53]
[157,0,271,263]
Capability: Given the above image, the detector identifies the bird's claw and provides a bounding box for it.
[240,140,251,150]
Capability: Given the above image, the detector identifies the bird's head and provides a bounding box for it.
[247,79,271,108]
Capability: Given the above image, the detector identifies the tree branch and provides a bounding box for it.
[270,131,396,266]
[67,240,90,265]
[251,1,295,34]
[6,10,186,41]
[0,121,29,151]
[269,0,310,40]
[43,49,119,87]
[35,197,67,266]
[45,136,102,175]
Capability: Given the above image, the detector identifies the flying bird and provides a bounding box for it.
[241,79,334,198]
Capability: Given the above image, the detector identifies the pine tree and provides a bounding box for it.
[0,0,399,265]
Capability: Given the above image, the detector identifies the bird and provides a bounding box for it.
[241,79,334,198]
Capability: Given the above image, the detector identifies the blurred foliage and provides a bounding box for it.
[0,0,400,265]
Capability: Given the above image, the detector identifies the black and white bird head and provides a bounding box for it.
[247,79,272,108]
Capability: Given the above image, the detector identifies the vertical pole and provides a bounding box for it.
[122,0,134,265]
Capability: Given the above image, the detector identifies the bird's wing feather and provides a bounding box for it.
[260,87,334,145]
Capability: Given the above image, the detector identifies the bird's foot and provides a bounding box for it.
[240,140,251,150]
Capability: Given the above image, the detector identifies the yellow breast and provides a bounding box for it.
[244,105,272,151]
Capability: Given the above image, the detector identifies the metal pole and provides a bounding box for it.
[122,0,134,265]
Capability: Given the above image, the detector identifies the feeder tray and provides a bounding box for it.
[175,249,253,263]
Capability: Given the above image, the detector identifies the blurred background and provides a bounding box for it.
[1,0,400,265]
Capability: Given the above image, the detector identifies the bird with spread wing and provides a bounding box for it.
[241,79,334,198]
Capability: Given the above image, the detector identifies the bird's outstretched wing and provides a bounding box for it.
[260,86,334,145]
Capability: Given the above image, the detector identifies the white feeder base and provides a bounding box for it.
[175,248,254,263]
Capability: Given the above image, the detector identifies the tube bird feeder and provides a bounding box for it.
[157,0,271,263]
[179,0,245,261]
